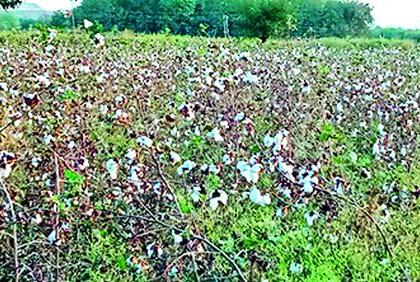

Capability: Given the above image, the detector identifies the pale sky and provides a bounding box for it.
[26,0,420,29]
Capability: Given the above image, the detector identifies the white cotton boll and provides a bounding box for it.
[218,190,228,205]
[173,231,183,244]
[83,19,93,29]
[278,159,295,181]
[373,140,381,157]
[289,262,303,274]
[303,178,314,194]
[264,135,274,147]
[209,198,219,210]
[302,84,311,94]
[243,72,258,84]
[47,230,56,244]
[31,157,41,168]
[223,154,233,165]
[207,128,224,142]
[95,33,105,46]
[234,68,244,77]
[0,82,7,91]
[126,149,136,161]
[170,152,181,164]
[209,190,228,210]
[249,187,261,204]
[38,74,51,87]
[68,141,76,149]
[106,159,118,180]
[214,79,225,92]
[99,104,108,115]
[249,187,271,206]
[349,151,358,163]
[79,65,90,73]
[191,187,201,203]
[304,212,319,226]
[336,102,343,112]
[0,165,12,179]
[400,147,407,157]
[177,160,196,176]
[389,150,396,160]
[234,112,245,122]
[378,124,385,136]
[45,45,54,53]
[209,164,221,174]
[43,134,55,145]
[237,161,263,184]
[137,136,153,148]
[220,120,229,128]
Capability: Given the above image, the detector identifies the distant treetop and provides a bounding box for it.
[0,0,23,9]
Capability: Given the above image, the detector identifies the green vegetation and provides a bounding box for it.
[47,0,374,40]
[0,30,419,281]
[371,27,420,42]
[0,11,20,30]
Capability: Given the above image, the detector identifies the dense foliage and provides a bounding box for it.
[0,11,20,30]
[292,0,373,37]
[371,27,420,42]
[43,0,374,40]
[0,0,22,9]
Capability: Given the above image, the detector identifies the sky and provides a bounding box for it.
[26,0,420,29]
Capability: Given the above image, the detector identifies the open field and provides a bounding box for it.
[0,31,419,281]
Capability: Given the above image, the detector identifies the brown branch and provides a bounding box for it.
[54,153,61,282]
[314,186,394,258]
[0,179,19,282]
[137,202,247,282]
[149,150,184,217]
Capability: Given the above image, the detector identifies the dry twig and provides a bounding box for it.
[0,179,20,282]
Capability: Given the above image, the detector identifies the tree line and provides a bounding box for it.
[0,0,381,41]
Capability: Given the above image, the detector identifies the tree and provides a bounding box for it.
[50,11,72,28]
[292,0,373,38]
[235,0,295,42]
[0,0,21,9]
[73,0,121,30]
[160,0,197,34]
[0,12,20,29]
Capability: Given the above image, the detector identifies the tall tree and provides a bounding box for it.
[0,0,22,9]
[235,0,295,41]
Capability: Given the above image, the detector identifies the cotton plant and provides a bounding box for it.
[201,164,221,175]
[234,112,245,122]
[222,154,234,165]
[277,156,295,182]
[0,151,15,179]
[106,159,119,180]
[298,166,320,194]
[243,72,258,84]
[249,187,271,206]
[236,160,263,184]
[289,262,303,274]
[209,189,228,210]
[264,130,289,154]
[207,127,224,142]
[304,211,319,226]
[146,243,163,258]
[190,186,202,203]
[172,230,183,244]
[137,136,153,148]
[125,149,137,162]
[177,160,196,176]
[170,152,181,164]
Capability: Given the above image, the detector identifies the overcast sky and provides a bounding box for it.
[26,0,420,29]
